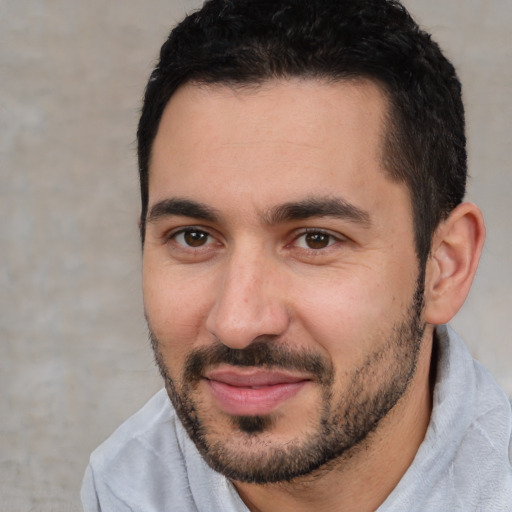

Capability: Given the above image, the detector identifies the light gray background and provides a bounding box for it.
[1,1,510,510]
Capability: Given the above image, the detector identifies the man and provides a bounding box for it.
[81,0,512,510]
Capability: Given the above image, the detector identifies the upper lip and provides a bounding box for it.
[204,367,311,387]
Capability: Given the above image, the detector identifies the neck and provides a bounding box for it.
[233,326,435,512]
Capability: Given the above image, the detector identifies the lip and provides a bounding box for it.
[204,367,310,416]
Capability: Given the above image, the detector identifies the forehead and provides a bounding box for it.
[153,78,389,153]
[148,78,406,219]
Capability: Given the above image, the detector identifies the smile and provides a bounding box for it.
[204,368,310,416]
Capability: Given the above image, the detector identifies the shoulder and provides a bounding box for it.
[439,326,512,468]
[82,390,249,512]
[380,326,512,511]
[82,390,197,511]
[90,389,178,463]
[431,326,512,507]
[459,352,512,502]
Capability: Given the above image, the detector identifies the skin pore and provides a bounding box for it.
[142,78,439,511]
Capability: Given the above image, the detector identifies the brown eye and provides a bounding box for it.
[175,229,211,247]
[293,230,337,250]
[304,232,331,249]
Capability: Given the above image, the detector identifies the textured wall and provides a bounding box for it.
[1,1,510,509]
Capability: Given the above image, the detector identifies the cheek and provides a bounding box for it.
[293,264,416,360]
[142,262,215,359]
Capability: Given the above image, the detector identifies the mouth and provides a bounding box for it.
[203,367,311,416]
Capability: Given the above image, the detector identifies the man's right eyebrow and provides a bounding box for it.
[147,198,220,223]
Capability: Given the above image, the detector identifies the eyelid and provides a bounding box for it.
[290,227,347,250]
[163,224,347,251]
[166,225,221,248]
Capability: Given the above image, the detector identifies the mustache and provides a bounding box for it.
[180,338,334,386]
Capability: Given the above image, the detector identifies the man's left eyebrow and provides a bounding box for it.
[264,197,371,226]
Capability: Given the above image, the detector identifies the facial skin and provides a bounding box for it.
[143,79,435,508]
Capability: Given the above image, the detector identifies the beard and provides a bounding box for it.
[149,274,426,484]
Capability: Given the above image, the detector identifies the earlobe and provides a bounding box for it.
[424,203,485,325]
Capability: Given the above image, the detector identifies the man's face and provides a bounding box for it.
[143,79,426,483]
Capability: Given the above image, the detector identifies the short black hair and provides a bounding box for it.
[138,0,466,265]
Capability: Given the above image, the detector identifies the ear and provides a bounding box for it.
[423,202,485,325]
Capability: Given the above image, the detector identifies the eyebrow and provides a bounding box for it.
[146,196,371,227]
[264,197,371,227]
[147,198,220,224]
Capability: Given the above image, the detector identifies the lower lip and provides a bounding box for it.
[205,379,308,416]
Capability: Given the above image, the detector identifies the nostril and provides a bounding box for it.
[205,259,290,349]
[206,300,290,351]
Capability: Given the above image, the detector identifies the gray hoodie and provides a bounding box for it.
[82,325,512,511]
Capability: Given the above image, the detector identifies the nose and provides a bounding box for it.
[205,249,290,350]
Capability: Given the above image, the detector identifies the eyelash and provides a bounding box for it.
[167,227,218,250]
[167,226,343,253]
[292,228,341,250]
